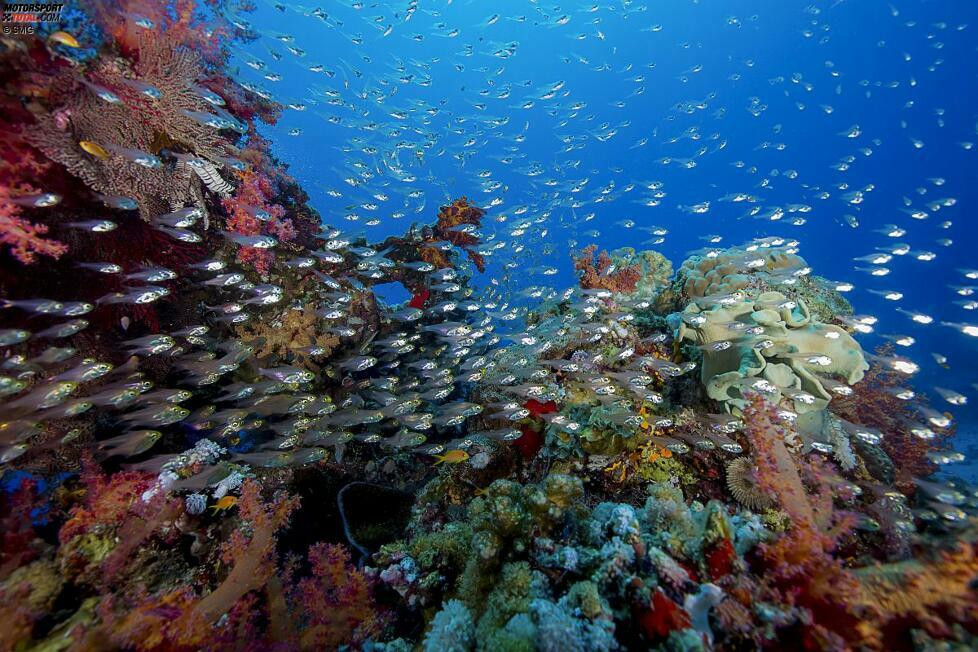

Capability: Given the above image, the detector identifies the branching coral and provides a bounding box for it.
[572,244,642,294]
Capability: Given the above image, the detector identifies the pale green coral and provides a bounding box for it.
[636,451,696,485]
[424,599,476,652]
[675,289,867,415]
[474,562,536,651]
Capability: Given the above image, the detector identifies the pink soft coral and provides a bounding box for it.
[290,543,381,649]
[743,394,869,649]
[222,170,293,275]
[0,133,66,264]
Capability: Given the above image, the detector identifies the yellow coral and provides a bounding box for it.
[853,542,978,624]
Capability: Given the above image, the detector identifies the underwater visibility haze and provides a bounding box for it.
[1,0,978,649]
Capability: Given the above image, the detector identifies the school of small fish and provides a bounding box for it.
[3,1,977,492]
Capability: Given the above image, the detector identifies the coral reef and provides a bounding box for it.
[0,5,973,651]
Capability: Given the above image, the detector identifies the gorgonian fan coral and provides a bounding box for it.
[28,32,247,222]
[572,244,642,293]
[88,0,247,68]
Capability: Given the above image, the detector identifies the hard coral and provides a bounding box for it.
[572,244,642,294]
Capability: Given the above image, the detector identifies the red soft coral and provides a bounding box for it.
[430,196,486,272]
[638,589,691,640]
[831,345,949,493]
[572,244,641,293]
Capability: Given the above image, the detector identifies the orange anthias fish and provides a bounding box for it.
[433,449,470,465]
[79,141,110,160]
[48,31,80,48]
[209,495,238,513]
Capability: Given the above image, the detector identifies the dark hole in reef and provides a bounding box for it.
[371,281,412,307]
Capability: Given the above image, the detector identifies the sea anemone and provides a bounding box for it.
[725,457,773,511]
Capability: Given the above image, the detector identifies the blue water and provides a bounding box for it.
[232,1,978,459]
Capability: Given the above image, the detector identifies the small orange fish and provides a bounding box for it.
[49,31,80,48]
[79,140,110,160]
[433,449,470,465]
[209,495,238,513]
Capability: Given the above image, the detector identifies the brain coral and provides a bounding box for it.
[676,290,868,415]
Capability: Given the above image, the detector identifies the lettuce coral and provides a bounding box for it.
[676,289,868,415]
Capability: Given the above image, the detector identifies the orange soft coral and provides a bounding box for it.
[853,541,978,641]
[431,196,486,272]
[572,244,641,293]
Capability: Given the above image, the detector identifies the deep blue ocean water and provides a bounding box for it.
[231,0,978,472]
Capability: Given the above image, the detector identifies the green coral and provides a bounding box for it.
[2,559,63,612]
[675,289,867,415]
[636,451,696,485]
[474,562,536,650]
[547,402,648,457]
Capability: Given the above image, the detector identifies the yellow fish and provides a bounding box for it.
[433,449,470,465]
[49,31,80,48]
[209,495,238,513]
[79,140,110,160]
